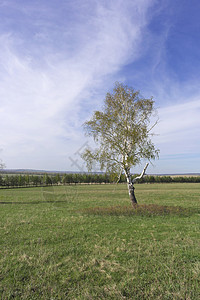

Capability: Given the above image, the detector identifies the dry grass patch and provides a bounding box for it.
[83,203,193,217]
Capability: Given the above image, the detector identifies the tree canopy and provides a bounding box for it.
[82,82,159,204]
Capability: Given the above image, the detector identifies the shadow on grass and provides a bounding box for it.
[0,200,70,205]
[82,204,195,217]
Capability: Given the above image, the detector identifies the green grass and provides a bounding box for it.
[0,183,199,299]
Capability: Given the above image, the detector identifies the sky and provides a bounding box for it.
[0,0,200,174]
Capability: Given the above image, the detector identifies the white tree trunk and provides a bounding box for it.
[132,163,149,183]
[124,168,137,205]
[124,163,149,206]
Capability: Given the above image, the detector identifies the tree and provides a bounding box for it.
[82,82,159,205]
[0,174,3,186]
[43,174,53,186]
[0,159,5,170]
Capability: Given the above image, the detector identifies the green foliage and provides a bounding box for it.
[1,173,200,188]
[43,174,53,185]
[82,82,159,175]
[0,175,3,186]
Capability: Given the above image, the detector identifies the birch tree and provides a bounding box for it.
[82,82,159,205]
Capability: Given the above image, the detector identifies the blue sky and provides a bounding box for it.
[0,0,200,174]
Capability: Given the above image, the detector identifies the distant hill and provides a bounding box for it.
[1,169,200,176]
[151,173,200,177]
[0,169,73,175]
[0,169,102,175]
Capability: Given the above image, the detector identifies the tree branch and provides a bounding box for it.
[106,156,124,166]
[147,118,159,133]
[132,163,149,183]
[116,167,123,184]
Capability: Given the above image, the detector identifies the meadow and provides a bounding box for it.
[0,183,199,299]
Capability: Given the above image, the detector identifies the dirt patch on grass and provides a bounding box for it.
[82,204,194,217]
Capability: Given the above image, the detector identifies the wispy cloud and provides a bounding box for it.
[155,98,200,147]
[1,0,199,173]
[0,0,157,170]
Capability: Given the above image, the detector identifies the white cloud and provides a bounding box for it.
[158,99,200,136]
[0,0,157,170]
[153,97,200,173]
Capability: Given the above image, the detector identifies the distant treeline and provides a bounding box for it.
[0,173,200,188]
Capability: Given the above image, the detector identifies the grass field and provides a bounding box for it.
[0,183,199,299]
